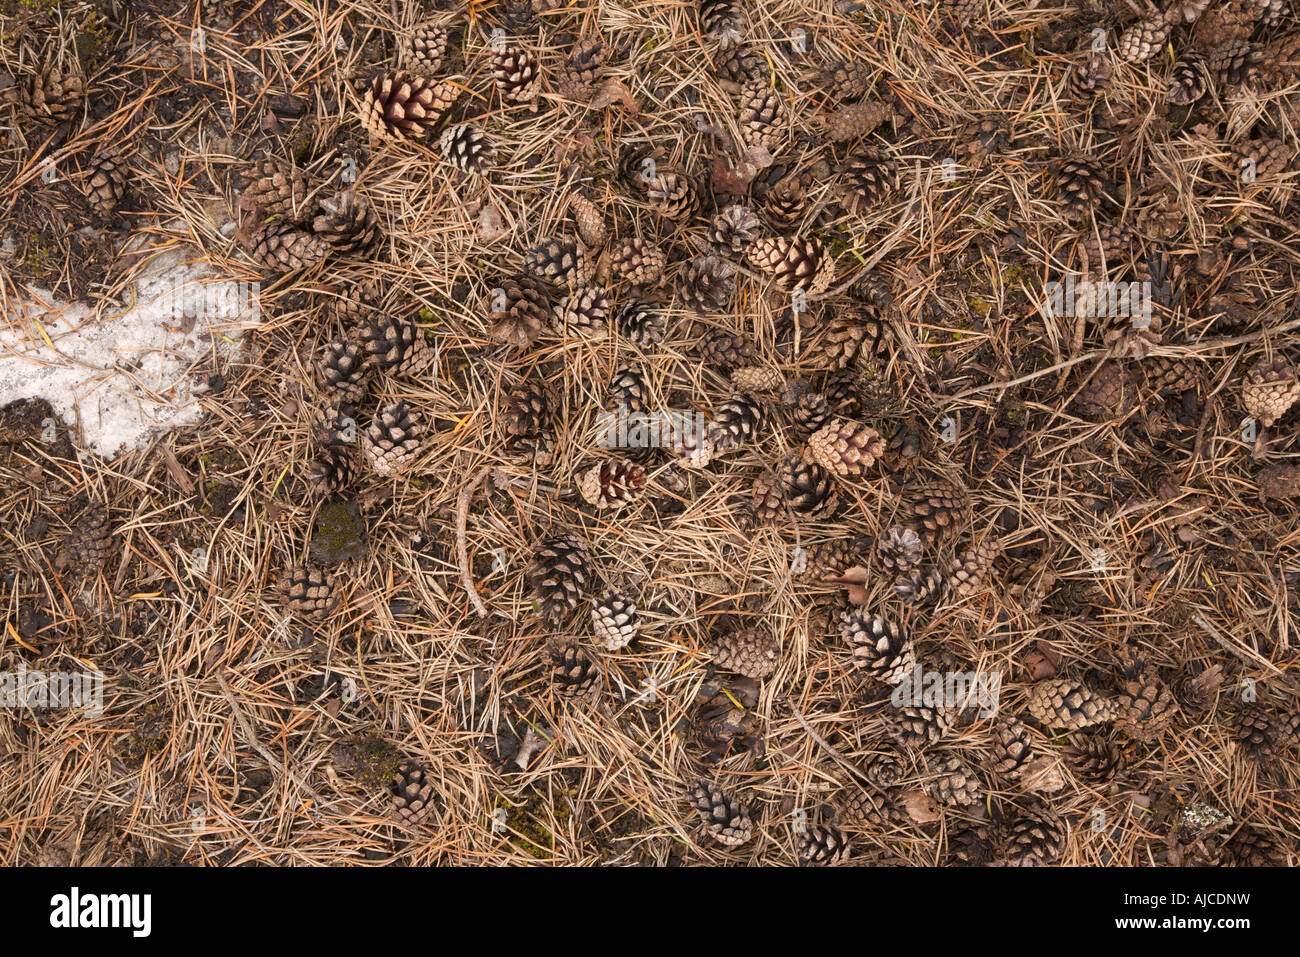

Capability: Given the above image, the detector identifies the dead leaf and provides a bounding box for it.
[899,789,941,824]
[476,203,509,244]
[1026,640,1060,680]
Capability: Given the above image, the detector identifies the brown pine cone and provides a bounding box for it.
[840,147,898,214]
[1164,0,1213,25]
[1026,678,1118,730]
[607,364,649,414]
[949,538,1001,598]
[1242,355,1300,426]
[1231,703,1277,761]
[1075,362,1132,418]
[993,715,1035,777]
[699,0,742,42]
[887,703,953,747]
[493,45,542,104]
[790,391,833,433]
[875,525,924,572]
[401,20,448,73]
[1065,732,1126,782]
[688,780,753,847]
[804,418,884,477]
[691,680,763,763]
[804,312,879,369]
[551,642,602,701]
[1081,221,1132,269]
[1223,827,1286,866]
[747,236,836,293]
[591,593,637,650]
[797,824,852,866]
[905,477,971,547]
[1234,138,1295,180]
[708,204,763,256]
[568,192,608,249]
[1209,40,1265,87]
[839,789,906,830]
[554,285,610,338]
[577,458,647,509]
[248,220,328,274]
[610,238,666,285]
[277,565,338,621]
[1118,15,1172,63]
[556,36,605,103]
[840,611,914,684]
[1069,52,1113,100]
[697,329,755,371]
[1056,156,1108,219]
[527,534,592,622]
[312,190,382,257]
[440,124,498,175]
[811,59,874,102]
[646,169,703,221]
[67,508,115,571]
[1167,54,1209,105]
[304,447,358,496]
[739,77,785,152]
[358,315,433,376]
[798,534,872,581]
[1260,31,1300,88]
[1001,806,1068,866]
[1145,356,1199,395]
[711,625,780,679]
[21,68,84,125]
[679,254,738,313]
[615,300,667,348]
[924,754,984,807]
[391,759,436,826]
[715,42,766,88]
[731,366,787,394]
[363,402,423,474]
[360,72,458,141]
[895,566,946,605]
[709,393,765,451]
[85,149,128,216]
[774,455,839,518]
[761,171,808,229]
[524,237,595,288]
[317,339,369,407]
[1115,672,1178,740]
[490,274,554,348]
[818,99,893,143]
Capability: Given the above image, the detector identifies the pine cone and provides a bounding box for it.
[607,364,649,413]
[887,703,953,747]
[1075,362,1131,417]
[819,99,893,143]
[804,418,883,477]
[68,508,115,571]
[610,238,666,285]
[363,402,422,474]
[505,377,556,463]
[699,0,741,41]
[839,789,906,830]
[739,78,785,152]
[947,824,997,865]
[840,147,898,214]
[1261,31,1300,88]
[761,171,808,229]
[277,565,338,621]
[666,411,715,469]
[527,534,592,623]
[578,458,647,509]
[1164,0,1213,24]
[248,220,327,274]
[709,393,765,451]
[894,566,946,605]
[1065,732,1126,782]
[492,45,542,104]
[1234,137,1295,179]
[329,279,382,326]
[708,204,762,256]
[925,754,984,807]
[805,313,880,369]
[688,780,753,847]
[554,285,609,338]
[716,43,766,88]
[440,124,497,175]
[1069,52,1113,100]
[876,525,924,572]
[1115,672,1178,740]
[551,642,602,701]
[304,446,358,496]
[312,190,382,257]
[1223,827,1285,866]
[993,715,1035,777]
[646,169,703,221]
[85,149,128,216]
[557,35,605,102]
[692,680,763,762]
[811,59,874,102]
[747,236,836,293]
[615,300,667,348]
[524,237,595,289]
[22,68,83,125]
[1260,463,1300,500]
[1145,356,1198,395]
[949,538,1001,598]
[1002,806,1068,865]
[317,342,367,406]
[1242,355,1300,426]
[1231,704,1277,761]
[790,391,833,433]
[401,20,449,73]
[696,331,754,373]
[711,625,780,679]
[841,611,914,684]
[797,824,852,865]
[798,534,872,581]
[1081,221,1132,269]
[360,72,457,141]
[679,254,738,313]
[1117,15,1172,63]
[501,0,536,32]
[731,366,786,394]
[591,593,637,650]
[391,759,436,826]
[906,478,971,547]
[490,274,554,348]
[773,455,839,518]
[1209,40,1264,87]
[1167,54,1209,105]
[358,315,433,376]
[1026,678,1118,730]
[1056,156,1108,219]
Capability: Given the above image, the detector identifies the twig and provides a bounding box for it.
[457,464,493,619]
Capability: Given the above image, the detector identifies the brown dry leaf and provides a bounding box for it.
[1026,641,1060,680]
[899,789,941,823]
[476,202,509,244]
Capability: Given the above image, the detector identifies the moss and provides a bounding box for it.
[309,500,368,565]
[968,297,992,318]
[350,734,402,791]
